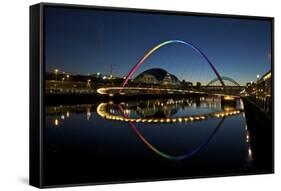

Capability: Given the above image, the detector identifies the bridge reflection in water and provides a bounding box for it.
[94,96,243,160]
[44,95,273,184]
[46,96,251,160]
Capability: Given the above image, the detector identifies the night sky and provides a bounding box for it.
[45,7,272,85]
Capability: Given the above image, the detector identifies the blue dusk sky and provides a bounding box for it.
[44,6,272,85]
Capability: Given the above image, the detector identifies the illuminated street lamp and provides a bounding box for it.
[54,69,59,81]
[256,74,260,97]
[66,74,70,80]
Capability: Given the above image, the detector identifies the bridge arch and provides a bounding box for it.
[120,40,225,90]
[118,103,226,161]
[207,76,240,86]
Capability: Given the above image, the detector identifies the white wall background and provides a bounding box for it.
[0,0,279,190]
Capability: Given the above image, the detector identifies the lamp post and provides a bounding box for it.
[256,74,260,98]
[54,69,59,81]
[54,69,59,89]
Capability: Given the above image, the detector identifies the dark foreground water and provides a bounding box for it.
[43,96,273,186]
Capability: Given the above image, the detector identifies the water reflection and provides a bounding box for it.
[47,104,96,127]
[96,97,241,124]
[118,101,226,160]
[46,96,251,162]
[54,118,59,127]
[44,95,273,185]
[245,124,253,162]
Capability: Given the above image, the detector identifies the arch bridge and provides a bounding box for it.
[206,76,240,86]
[98,40,245,97]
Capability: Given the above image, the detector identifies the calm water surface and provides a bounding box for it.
[44,96,271,185]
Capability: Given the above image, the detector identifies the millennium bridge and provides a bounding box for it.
[96,40,244,98]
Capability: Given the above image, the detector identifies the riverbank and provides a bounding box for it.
[242,97,273,173]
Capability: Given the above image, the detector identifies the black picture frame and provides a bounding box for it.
[30,2,274,188]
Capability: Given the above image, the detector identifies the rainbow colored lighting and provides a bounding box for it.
[118,103,226,161]
[120,40,225,91]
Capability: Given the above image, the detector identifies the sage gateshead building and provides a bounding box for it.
[134,68,181,86]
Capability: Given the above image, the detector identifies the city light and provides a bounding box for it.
[86,108,91,120]
[96,103,243,124]
[248,148,253,161]
[96,87,240,99]
[54,119,59,126]
[263,72,271,80]
[54,68,59,81]
[223,96,235,100]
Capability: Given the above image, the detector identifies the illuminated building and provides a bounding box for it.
[256,71,271,98]
[256,70,272,112]
[134,68,180,86]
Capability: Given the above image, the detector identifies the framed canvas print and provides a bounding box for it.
[30,2,274,188]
